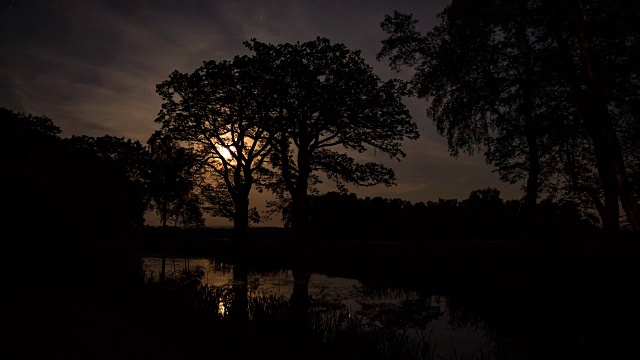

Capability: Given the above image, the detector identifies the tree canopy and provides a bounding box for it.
[1,107,151,278]
[245,37,420,239]
[377,0,640,232]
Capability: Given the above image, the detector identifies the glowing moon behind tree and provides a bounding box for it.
[216,145,233,160]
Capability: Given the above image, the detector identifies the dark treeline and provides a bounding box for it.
[1,107,149,286]
[1,108,148,240]
[4,8,639,254]
[309,189,598,242]
[0,101,629,256]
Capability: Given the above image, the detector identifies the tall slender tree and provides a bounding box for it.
[378,0,640,232]
[551,0,640,231]
[377,3,568,231]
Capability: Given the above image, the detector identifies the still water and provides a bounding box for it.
[142,256,491,358]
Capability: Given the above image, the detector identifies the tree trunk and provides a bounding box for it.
[291,187,308,233]
[590,135,620,232]
[233,194,250,245]
[567,1,640,232]
[161,199,168,228]
[290,146,312,244]
[547,1,621,231]
[514,12,541,236]
[522,70,540,234]
[584,186,607,224]
[524,123,541,232]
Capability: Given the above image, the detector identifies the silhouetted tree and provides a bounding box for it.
[1,107,149,285]
[543,113,606,226]
[461,188,508,238]
[305,189,596,242]
[245,37,420,241]
[66,134,150,231]
[377,3,569,233]
[1,107,64,237]
[547,0,640,231]
[147,130,205,228]
[1,106,61,148]
[156,55,274,242]
[377,0,640,233]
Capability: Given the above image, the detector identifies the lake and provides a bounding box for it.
[123,235,640,360]
[142,256,516,359]
[4,228,637,360]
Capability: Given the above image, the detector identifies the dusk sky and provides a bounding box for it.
[1,0,523,226]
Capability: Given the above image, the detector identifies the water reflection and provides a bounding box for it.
[229,259,249,329]
[142,255,489,359]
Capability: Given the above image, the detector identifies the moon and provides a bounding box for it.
[217,145,233,160]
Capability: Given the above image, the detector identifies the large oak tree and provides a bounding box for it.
[156,55,274,242]
[246,37,420,240]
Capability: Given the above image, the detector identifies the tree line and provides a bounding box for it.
[307,189,598,242]
[3,0,639,249]
[1,107,150,242]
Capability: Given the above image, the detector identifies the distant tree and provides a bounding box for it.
[1,106,62,174]
[535,197,597,236]
[1,107,64,237]
[1,108,151,286]
[309,192,361,237]
[1,106,61,143]
[245,37,420,241]
[1,107,148,247]
[156,55,274,242]
[146,130,205,228]
[462,187,508,237]
[173,196,206,228]
[64,135,150,232]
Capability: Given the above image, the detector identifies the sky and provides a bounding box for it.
[1,0,524,226]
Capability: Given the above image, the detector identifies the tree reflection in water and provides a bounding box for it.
[141,259,435,360]
[143,253,635,360]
